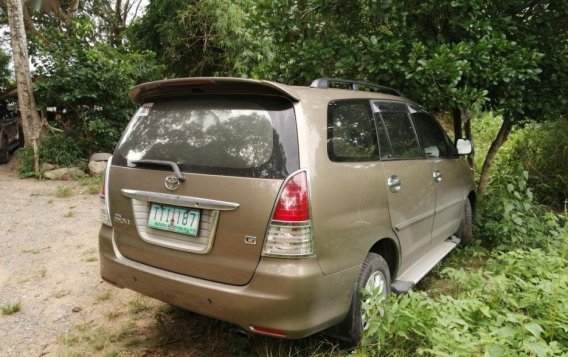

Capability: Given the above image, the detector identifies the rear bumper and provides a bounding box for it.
[99,225,359,338]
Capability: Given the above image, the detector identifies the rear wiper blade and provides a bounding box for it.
[128,159,186,182]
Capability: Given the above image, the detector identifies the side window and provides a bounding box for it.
[378,111,422,159]
[411,112,452,158]
[327,100,380,162]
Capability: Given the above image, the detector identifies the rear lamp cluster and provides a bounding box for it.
[100,158,112,227]
[262,171,315,258]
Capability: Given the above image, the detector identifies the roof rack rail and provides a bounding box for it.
[310,78,403,97]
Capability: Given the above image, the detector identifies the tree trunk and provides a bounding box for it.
[452,107,462,140]
[464,114,474,171]
[7,0,43,175]
[477,118,513,196]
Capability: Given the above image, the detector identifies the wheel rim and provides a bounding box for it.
[361,271,387,331]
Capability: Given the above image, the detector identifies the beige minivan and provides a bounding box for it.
[99,77,475,344]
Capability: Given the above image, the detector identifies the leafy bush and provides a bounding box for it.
[477,167,563,249]
[493,119,568,208]
[15,133,88,178]
[34,16,164,155]
[360,234,567,356]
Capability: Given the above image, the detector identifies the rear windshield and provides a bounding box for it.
[113,95,299,179]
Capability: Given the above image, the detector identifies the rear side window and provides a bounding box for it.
[113,95,299,179]
[327,100,380,162]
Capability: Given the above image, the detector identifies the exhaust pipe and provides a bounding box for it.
[232,328,251,338]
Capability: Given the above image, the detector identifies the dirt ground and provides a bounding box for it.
[0,160,137,356]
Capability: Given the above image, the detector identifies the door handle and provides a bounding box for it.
[433,169,442,183]
[388,175,402,193]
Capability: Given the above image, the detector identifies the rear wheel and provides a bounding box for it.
[17,126,24,148]
[340,253,391,346]
[0,136,10,164]
[456,199,474,244]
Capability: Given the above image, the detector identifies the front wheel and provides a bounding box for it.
[456,199,474,244]
[341,253,391,346]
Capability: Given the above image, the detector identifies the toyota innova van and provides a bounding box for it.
[99,77,475,344]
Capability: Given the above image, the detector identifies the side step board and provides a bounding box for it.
[391,236,460,294]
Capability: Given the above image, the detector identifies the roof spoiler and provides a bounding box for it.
[129,77,300,104]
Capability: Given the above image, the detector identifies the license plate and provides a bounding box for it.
[148,203,200,236]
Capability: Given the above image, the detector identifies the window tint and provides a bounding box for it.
[376,119,393,159]
[411,112,452,158]
[378,111,422,159]
[113,95,299,179]
[327,100,380,162]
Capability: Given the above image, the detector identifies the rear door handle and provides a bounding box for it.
[388,175,402,193]
[433,169,442,183]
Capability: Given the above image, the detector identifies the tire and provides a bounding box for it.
[0,136,10,164]
[456,199,474,244]
[17,126,24,148]
[339,253,391,346]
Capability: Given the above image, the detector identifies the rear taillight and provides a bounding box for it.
[100,157,112,226]
[262,170,314,258]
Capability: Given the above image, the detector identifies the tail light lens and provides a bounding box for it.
[262,171,314,258]
[100,157,112,226]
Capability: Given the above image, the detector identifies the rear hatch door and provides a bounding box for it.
[108,94,299,285]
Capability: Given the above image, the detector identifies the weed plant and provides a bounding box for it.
[1,301,22,315]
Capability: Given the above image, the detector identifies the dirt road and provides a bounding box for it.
[0,161,136,356]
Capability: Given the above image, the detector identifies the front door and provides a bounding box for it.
[409,110,466,244]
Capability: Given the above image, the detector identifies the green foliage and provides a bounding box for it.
[33,16,164,153]
[360,213,567,356]
[493,120,568,208]
[15,133,87,177]
[0,48,11,92]
[470,113,503,176]
[478,168,563,249]
[253,1,568,125]
[128,0,269,77]
[1,301,22,315]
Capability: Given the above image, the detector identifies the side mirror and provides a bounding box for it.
[456,139,472,155]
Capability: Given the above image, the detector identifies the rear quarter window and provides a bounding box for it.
[327,100,380,162]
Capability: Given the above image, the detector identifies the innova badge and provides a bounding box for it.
[165,175,180,191]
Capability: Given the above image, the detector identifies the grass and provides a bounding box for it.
[1,301,22,315]
[79,175,103,195]
[58,300,346,357]
[96,290,113,303]
[21,248,41,254]
[128,296,150,315]
[54,290,71,299]
[55,186,73,198]
[64,210,75,218]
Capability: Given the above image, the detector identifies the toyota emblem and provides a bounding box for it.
[165,176,180,191]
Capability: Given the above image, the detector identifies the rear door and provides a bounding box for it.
[108,95,299,285]
[373,101,435,269]
[410,110,465,244]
